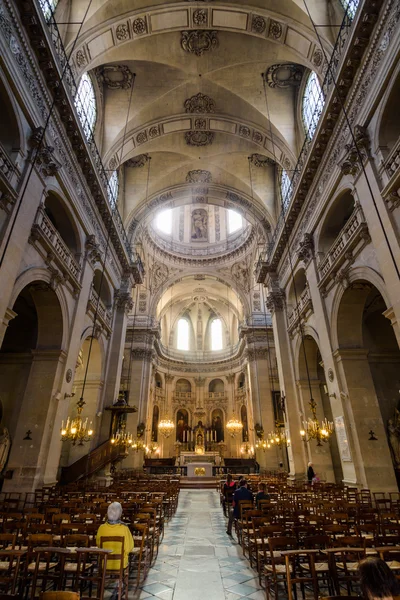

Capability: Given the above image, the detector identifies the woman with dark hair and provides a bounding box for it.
[359,557,400,599]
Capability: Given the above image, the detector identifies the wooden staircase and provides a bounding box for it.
[60,440,126,485]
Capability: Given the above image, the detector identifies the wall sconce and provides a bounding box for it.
[23,430,32,440]
[64,392,75,400]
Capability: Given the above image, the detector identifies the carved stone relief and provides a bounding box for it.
[96,65,134,89]
[181,30,219,55]
[186,169,212,183]
[125,154,150,168]
[265,64,304,88]
[191,208,208,241]
[184,93,216,113]
[250,154,275,168]
[251,15,266,34]
[185,131,214,146]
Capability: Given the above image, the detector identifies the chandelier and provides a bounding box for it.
[226,415,243,437]
[110,422,134,449]
[300,398,334,446]
[240,442,254,456]
[146,440,159,454]
[158,417,175,438]
[61,398,93,446]
[265,424,289,447]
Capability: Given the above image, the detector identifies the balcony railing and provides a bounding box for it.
[33,206,81,280]
[383,137,400,181]
[318,203,369,281]
[155,387,165,398]
[87,287,112,330]
[157,340,242,363]
[27,0,144,277]
[0,142,20,188]
[174,391,192,400]
[287,286,313,332]
[207,392,226,399]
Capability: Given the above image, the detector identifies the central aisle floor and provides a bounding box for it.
[136,490,264,600]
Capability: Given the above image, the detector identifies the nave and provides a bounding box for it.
[137,490,263,600]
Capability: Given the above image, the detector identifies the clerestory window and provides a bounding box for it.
[177,318,189,351]
[156,209,172,235]
[228,210,243,234]
[302,71,325,140]
[211,318,223,351]
[280,169,293,211]
[39,0,58,20]
[74,73,97,140]
[108,170,119,208]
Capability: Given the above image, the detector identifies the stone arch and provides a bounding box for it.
[316,188,356,255]
[209,378,224,393]
[287,266,308,309]
[375,66,400,158]
[43,188,83,256]
[175,378,191,393]
[92,269,113,308]
[0,71,24,161]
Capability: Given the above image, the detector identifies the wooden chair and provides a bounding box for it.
[99,536,129,600]
[0,549,25,595]
[30,547,71,600]
[129,524,149,587]
[40,593,79,600]
[325,545,366,595]
[265,536,298,600]
[73,548,109,600]
[282,549,321,600]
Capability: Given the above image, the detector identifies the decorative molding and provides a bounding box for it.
[265,64,304,88]
[247,347,270,361]
[186,169,212,183]
[85,234,102,266]
[132,17,147,35]
[184,93,216,114]
[268,20,283,40]
[114,290,134,313]
[339,125,370,177]
[185,131,214,146]
[115,23,130,41]
[125,154,150,168]
[251,15,266,34]
[250,154,275,168]
[297,233,314,266]
[96,65,134,90]
[193,8,208,26]
[181,30,219,55]
[266,290,285,313]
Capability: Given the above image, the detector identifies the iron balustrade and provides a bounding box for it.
[35,0,143,272]
[257,2,360,271]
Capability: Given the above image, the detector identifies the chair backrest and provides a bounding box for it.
[99,535,125,573]
[40,593,80,600]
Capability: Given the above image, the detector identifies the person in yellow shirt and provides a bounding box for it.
[96,501,134,571]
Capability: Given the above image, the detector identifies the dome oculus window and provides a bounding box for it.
[177,319,189,351]
[228,210,243,234]
[74,73,97,140]
[280,169,293,211]
[156,209,172,235]
[211,318,223,351]
[108,170,119,208]
[302,71,325,139]
[39,0,58,20]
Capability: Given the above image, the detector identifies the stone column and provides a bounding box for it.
[334,348,398,491]
[267,288,307,479]
[3,349,66,492]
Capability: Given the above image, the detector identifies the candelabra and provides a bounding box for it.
[61,398,93,446]
[300,398,334,446]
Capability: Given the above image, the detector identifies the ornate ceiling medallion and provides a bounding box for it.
[125,154,150,168]
[251,15,266,34]
[181,30,219,56]
[96,65,134,90]
[250,154,275,168]
[186,169,212,183]
[185,131,214,146]
[184,93,216,114]
[265,64,304,88]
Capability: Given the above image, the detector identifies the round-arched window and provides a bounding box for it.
[280,169,293,211]
[177,318,189,351]
[108,170,119,208]
[74,73,97,140]
[302,71,325,139]
[340,0,359,18]
[39,0,58,20]
[211,318,223,351]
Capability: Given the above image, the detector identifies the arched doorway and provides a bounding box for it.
[336,281,400,490]
[0,282,64,490]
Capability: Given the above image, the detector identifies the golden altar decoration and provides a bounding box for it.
[194,467,206,476]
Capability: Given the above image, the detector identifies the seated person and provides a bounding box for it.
[255,482,270,508]
[96,502,134,570]
[359,557,400,599]
[226,479,253,536]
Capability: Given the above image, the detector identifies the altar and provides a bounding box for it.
[186,462,213,477]
[179,451,221,465]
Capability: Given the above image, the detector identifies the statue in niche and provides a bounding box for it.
[191,209,208,241]
[176,409,189,443]
[212,409,224,442]
[194,420,205,452]
[388,409,400,468]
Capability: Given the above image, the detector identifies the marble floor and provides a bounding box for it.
[133,490,264,600]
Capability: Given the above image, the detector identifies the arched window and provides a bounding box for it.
[74,73,97,140]
[211,319,223,351]
[177,319,189,351]
[39,0,58,20]
[108,170,119,208]
[156,209,172,235]
[302,71,325,139]
[340,0,359,18]
[228,210,242,234]
[280,169,293,211]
